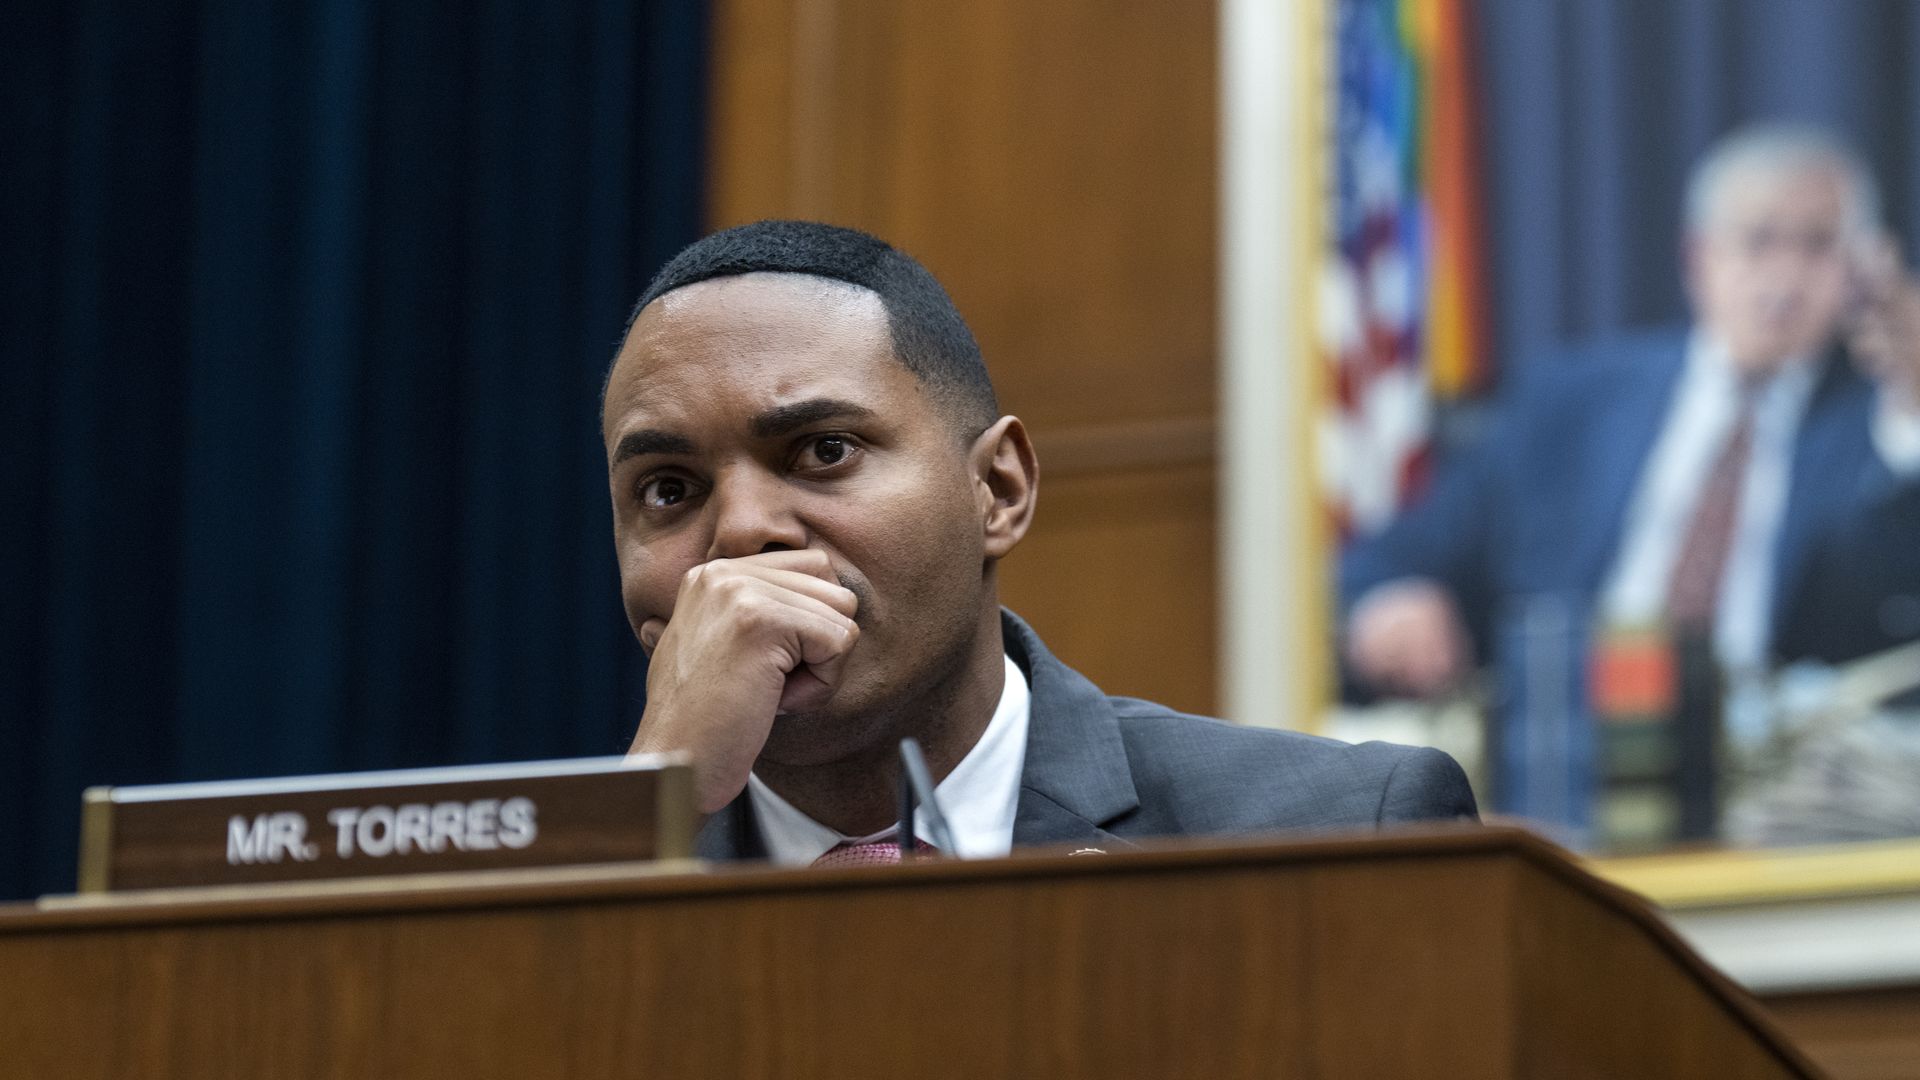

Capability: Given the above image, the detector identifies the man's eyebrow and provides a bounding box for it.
[611,429,698,466]
[749,398,877,439]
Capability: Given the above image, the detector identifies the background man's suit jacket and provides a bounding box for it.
[696,612,1479,860]
[1340,329,1920,674]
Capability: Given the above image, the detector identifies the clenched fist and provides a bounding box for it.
[627,549,860,813]
[1345,577,1475,699]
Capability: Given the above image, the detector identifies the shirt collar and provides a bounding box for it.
[1689,331,1819,413]
[747,654,1032,867]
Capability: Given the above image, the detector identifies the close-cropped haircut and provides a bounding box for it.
[621,220,999,435]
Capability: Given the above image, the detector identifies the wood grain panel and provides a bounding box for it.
[1511,867,1816,1079]
[1035,415,1216,478]
[1763,986,1920,1080]
[999,462,1216,717]
[0,830,1817,1080]
[1302,857,1517,1078]
[708,0,1225,711]
[709,0,1219,434]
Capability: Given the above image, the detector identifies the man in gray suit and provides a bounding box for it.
[602,220,1475,866]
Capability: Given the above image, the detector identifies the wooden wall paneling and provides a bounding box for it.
[1762,987,1920,1080]
[997,461,1216,716]
[707,0,801,215]
[710,1,1219,428]
[707,0,1224,711]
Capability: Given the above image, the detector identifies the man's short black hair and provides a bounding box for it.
[622,220,999,434]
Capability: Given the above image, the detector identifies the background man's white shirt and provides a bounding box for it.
[1602,334,1920,672]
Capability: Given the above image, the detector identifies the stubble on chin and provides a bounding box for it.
[757,609,979,772]
[757,702,892,769]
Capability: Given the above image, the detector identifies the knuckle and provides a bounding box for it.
[731,591,779,629]
[710,570,753,602]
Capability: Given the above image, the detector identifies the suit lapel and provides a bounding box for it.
[1013,790,1139,850]
[1002,611,1142,850]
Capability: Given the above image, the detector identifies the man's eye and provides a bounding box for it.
[637,474,698,509]
[798,434,856,469]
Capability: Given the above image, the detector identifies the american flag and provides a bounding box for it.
[1319,0,1489,537]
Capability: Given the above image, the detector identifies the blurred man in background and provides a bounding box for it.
[1342,124,1920,702]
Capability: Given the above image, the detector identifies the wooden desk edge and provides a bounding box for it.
[0,823,1823,1078]
[6,824,1510,931]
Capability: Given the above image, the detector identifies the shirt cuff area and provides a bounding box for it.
[1874,397,1920,477]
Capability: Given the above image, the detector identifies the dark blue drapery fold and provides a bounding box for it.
[2,1,705,900]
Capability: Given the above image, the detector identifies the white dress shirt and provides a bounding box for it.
[747,653,1031,866]
[1601,333,1920,672]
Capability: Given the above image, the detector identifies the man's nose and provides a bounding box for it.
[704,468,809,560]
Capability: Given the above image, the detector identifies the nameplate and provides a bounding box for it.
[77,756,694,893]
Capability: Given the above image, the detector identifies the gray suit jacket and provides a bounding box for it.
[695,610,1478,859]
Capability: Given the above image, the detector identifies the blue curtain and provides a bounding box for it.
[1476,0,1920,375]
[1,1,705,901]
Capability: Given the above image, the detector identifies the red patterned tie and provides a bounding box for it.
[1665,391,1758,632]
[811,839,933,868]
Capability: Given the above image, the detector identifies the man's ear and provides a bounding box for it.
[970,415,1038,559]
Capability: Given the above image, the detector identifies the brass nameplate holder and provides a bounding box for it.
[76,755,694,893]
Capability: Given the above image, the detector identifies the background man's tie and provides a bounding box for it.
[811,840,932,868]
[1666,391,1759,632]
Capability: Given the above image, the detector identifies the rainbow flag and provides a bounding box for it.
[1318,0,1490,536]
